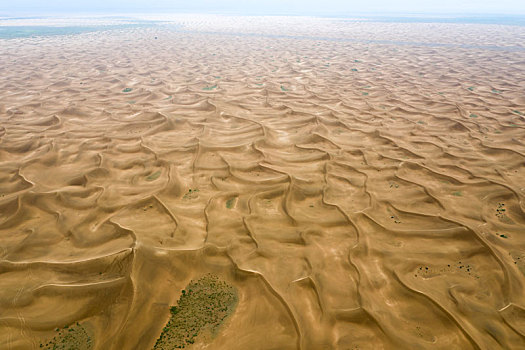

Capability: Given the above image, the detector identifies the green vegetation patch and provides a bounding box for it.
[452,191,462,197]
[40,322,92,350]
[203,85,217,91]
[414,261,478,279]
[183,188,199,200]
[280,85,288,91]
[351,68,358,72]
[154,274,238,349]
[146,171,161,181]
[495,202,514,224]
[226,198,235,209]
[362,92,369,96]
[122,88,133,93]
[492,89,502,94]
[389,215,401,224]
[469,113,478,118]
[496,202,507,218]
[512,110,523,116]
[467,86,475,91]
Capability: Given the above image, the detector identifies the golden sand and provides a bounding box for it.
[0,16,524,349]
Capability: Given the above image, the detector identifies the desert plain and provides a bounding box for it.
[0,15,525,349]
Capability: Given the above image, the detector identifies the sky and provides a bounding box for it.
[2,0,525,16]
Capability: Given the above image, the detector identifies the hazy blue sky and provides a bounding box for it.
[2,0,525,15]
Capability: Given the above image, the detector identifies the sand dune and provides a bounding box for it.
[0,16,524,350]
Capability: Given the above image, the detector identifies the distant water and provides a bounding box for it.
[343,15,525,27]
[0,22,157,39]
[1,14,524,40]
